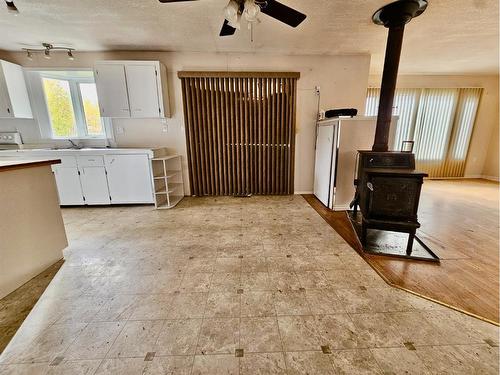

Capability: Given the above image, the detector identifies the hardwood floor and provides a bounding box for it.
[0,260,63,353]
[304,178,500,324]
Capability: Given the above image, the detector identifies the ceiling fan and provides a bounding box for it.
[158,0,307,37]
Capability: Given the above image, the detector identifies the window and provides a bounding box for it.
[365,87,482,177]
[39,71,104,139]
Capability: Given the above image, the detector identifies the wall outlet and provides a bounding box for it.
[116,126,125,135]
[162,125,168,133]
[315,86,321,95]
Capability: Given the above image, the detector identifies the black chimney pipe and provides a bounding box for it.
[372,0,428,152]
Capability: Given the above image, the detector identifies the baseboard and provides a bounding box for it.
[481,175,500,182]
[333,204,350,211]
[295,191,313,194]
[427,175,499,182]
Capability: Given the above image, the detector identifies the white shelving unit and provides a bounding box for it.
[151,155,184,209]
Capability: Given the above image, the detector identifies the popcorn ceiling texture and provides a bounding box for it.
[0,0,498,74]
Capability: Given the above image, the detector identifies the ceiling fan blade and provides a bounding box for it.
[220,19,237,37]
[260,0,306,27]
[158,0,199,3]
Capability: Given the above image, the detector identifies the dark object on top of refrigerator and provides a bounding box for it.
[325,108,358,118]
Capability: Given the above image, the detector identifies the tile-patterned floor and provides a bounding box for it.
[0,196,498,374]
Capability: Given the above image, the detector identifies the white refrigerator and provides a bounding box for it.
[313,116,397,210]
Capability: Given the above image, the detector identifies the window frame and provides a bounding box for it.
[39,72,104,140]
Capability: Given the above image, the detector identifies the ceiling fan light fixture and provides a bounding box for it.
[224,0,239,24]
[228,13,241,29]
[243,0,260,22]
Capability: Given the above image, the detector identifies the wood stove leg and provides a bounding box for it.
[406,230,416,255]
[361,222,368,247]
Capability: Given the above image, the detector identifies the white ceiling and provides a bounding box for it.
[1,0,498,74]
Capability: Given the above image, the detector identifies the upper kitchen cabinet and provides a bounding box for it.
[0,60,33,118]
[94,60,171,119]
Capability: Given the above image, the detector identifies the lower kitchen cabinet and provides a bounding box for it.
[52,167,85,205]
[79,166,111,205]
[105,154,154,204]
[50,152,155,206]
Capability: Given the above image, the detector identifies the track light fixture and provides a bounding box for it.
[22,43,76,61]
[5,1,19,14]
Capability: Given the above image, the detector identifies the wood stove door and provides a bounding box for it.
[367,175,422,220]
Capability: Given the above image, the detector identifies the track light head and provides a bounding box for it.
[67,50,74,60]
[26,50,33,60]
[44,49,51,59]
[5,1,19,14]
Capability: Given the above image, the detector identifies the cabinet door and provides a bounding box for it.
[125,64,160,118]
[1,60,32,118]
[53,167,84,205]
[105,154,154,204]
[94,64,130,118]
[79,166,111,205]
[0,65,12,118]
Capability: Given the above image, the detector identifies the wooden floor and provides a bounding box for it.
[0,260,63,353]
[304,179,500,324]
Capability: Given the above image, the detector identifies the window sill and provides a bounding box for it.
[51,137,106,140]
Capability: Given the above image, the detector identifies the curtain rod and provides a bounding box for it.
[178,71,300,79]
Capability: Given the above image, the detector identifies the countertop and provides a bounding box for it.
[0,158,61,172]
[0,148,160,157]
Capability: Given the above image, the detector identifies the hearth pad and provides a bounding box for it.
[348,211,440,262]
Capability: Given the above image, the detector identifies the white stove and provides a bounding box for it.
[0,132,23,150]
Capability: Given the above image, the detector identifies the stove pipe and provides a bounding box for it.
[372,0,428,152]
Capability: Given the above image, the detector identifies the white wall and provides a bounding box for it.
[368,74,499,178]
[0,51,371,194]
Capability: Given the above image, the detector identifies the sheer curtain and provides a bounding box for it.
[365,87,482,177]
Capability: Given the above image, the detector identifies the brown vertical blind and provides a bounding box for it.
[179,71,299,196]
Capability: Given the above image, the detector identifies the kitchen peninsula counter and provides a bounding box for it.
[0,157,67,298]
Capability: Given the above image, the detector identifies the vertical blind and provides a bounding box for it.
[179,71,299,196]
[365,87,482,177]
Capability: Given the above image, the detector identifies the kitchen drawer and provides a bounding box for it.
[51,156,77,169]
[77,155,105,167]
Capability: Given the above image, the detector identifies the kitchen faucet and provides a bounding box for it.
[68,139,83,149]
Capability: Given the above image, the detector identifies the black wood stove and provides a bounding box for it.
[349,0,438,262]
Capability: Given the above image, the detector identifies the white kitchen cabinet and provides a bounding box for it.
[1,149,170,207]
[93,64,130,118]
[0,60,33,118]
[105,154,154,203]
[126,64,161,118]
[94,60,170,118]
[52,167,84,205]
[79,166,111,205]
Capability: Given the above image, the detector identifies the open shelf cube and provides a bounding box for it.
[151,155,184,209]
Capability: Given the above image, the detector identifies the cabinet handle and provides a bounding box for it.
[7,108,10,114]
[122,108,129,111]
